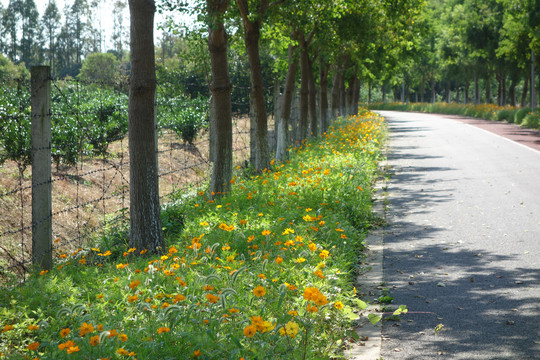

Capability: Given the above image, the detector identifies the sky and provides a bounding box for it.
[0,0,195,50]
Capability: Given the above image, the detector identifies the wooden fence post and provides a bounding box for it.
[31,66,52,271]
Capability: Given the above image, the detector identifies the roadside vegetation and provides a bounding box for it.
[0,110,386,359]
[366,102,540,130]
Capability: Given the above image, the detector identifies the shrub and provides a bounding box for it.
[496,108,516,122]
[515,107,531,125]
[522,112,540,129]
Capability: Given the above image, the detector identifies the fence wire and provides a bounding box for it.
[0,77,277,283]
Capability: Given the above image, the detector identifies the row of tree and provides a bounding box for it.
[0,0,128,78]
[401,0,540,107]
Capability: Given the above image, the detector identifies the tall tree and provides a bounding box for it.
[113,0,128,59]
[20,0,40,66]
[207,0,233,197]
[128,0,164,252]
[42,0,61,76]
[235,0,274,171]
[2,0,23,62]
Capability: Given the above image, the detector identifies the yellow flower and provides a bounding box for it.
[157,327,170,334]
[117,348,129,356]
[66,345,80,354]
[253,286,266,297]
[334,301,344,310]
[243,324,257,338]
[295,257,306,263]
[219,223,235,231]
[319,250,330,259]
[26,342,39,351]
[90,335,100,346]
[79,322,94,337]
[308,243,317,252]
[287,310,298,316]
[285,321,299,338]
[282,228,294,235]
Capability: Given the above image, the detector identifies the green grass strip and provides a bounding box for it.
[0,110,387,360]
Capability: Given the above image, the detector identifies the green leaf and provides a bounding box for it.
[367,313,382,325]
[392,305,408,316]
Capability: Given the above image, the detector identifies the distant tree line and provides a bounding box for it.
[0,0,128,79]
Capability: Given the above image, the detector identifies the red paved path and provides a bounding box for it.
[438,114,540,152]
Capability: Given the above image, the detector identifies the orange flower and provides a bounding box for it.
[319,250,330,259]
[27,324,39,331]
[243,324,257,338]
[157,327,170,334]
[193,349,202,357]
[79,322,94,337]
[275,256,283,264]
[26,342,39,351]
[206,294,219,304]
[261,229,271,236]
[253,286,266,297]
[106,329,118,338]
[118,333,128,342]
[60,328,71,338]
[129,279,141,290]
[66,345,80,354]
[90,335,100,346]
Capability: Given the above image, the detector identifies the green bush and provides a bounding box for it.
[158,95,209,144]
[496,108,516,122]
[515,107,530,125]
[522,112,540,129]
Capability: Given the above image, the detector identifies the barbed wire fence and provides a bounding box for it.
[0,66,280,284]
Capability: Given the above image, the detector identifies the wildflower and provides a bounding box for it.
[243,324,257,338]
[168,246,178,254]
[206,294,219,303]
[193,349,202,357]
[178,279,187,287]
[60,328,71,338]
[319,250,330,259]
[334,301,344,310]
[219,223,235,231]
[140,249,148,255]
[106,329,118,338]
[161,302,170,309]
[229,308,240,313]
[97,294,104,300]
[157,327,170,334]
[90,335,100,346]
[282,228,294,235]
[203,285,214,291]
[295,257,306,263]
[129,279,141,290]
[66,345,80,354]
[172,294,186,303]
[288,310,298,316]
[117,348,129,356]
[26,342,39,351]
[28,324,39,331]
[308,243,317,252]
[306,304,319,313]
[79,258,86,264]
[239,219,247,225]
[253,286,266,297]
[199,221,209,226]
[39,270,48,275]
[79,322,94,337]
[261,229,271,236]
[116,263,128,269]
[275,256,283,264]
[285,321,300,338]
[96,324,104,331]
[58,340,75,351]
[314,269,325,279]
[118,333,128,342]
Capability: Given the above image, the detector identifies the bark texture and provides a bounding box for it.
[276,44,298,162]
[128,0,163,252]
[208,0,232,197]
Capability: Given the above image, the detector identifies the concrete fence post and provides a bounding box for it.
[31,66,52,271]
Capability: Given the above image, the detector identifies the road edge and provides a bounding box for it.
[346,161,388,360]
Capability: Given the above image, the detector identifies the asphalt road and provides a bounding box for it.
[376,111,540,360]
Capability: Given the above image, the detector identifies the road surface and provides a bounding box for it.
[376,111,540,360]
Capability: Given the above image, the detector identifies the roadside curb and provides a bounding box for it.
[347,162,388,360]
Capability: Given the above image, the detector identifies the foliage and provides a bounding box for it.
[157,94,209,144]
[0,111,387,359]
[78,53,121,84]
[366,102,540,130]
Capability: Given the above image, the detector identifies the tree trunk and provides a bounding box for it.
[521,76,529,107]
[446,80,450,103]
[508,79,516,107]
[464,82,469,104]
[420,76,425,102]
[430,75,435,103]
[243,20,270,171]
[127,0,163,252]
[368,82,372,104]
[319,59,329,134]
[502,76,506,106]
[276,43,298,162]
[352,76,360,115]
[307,53,318,137]
[382,83,386,103]
[331,71,340,118]
[474,72,479,105]
[298,33,309,141]
[339,71,346,115]
[486,74,492,104]
[207,0,232,197]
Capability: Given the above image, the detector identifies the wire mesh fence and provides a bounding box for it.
[0,71,277,283]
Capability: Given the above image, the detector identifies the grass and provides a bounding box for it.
[0,110,387,359]
[366,102,540,130]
